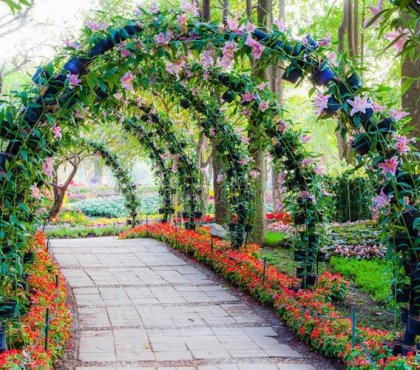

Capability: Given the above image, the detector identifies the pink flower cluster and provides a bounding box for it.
[267,221,294,234]
[332,244,385,260]
[219,41,238,69]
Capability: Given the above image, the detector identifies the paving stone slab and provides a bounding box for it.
[52,237,330,370]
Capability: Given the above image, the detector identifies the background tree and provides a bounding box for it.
[337,0,360,164]
[248,0,270,243]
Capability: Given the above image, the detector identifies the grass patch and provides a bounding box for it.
[261,246,296,276]
[263,231,286,247]
[329,256,392,304]
[46,225,129,239]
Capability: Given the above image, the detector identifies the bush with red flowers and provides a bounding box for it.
[119,223,418,370]
[266,212,292,224]
[0,231,72,370]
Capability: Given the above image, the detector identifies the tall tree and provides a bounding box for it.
[337,0,360,163]
[202,0,210,21]
[270,0,285,212]
[248,0,270,243]
[223,0,229,20]
[49,150,91,221]
[401,25,419,149]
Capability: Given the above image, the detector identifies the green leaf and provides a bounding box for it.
[401,77,414,96]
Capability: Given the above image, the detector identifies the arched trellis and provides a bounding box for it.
[0,7,418,350]
[134,104,202,228]
[122,118,177,223]
[82,139,140,225]
[79,96,203,227]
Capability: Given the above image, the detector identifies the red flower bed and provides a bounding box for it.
[266,212,292,224]
[120,223,418,370]
[0,231,72,369]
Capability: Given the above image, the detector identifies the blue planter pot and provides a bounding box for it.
[0,323,6,353]
[63,57,90,75]
[351,133,371,156]
[324,95,341,115]
[338,73,363,97]
[0,152,12,170]
[283,65,303,84]
[352,107,374,127]
[402,209,419,237]
[311,62,335,86]
[0,301,18,319]
[377,117,396,134]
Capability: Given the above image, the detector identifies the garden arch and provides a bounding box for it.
[81,139,141,225]
[0,7,418,348]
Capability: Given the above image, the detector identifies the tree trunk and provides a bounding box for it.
[223,0,229,21]
[197,135,210,213]
[271,0,285,210]
[336,0,355,164]
[91,157,105,185]
[212,145,228,225]
[402,38,420,149]
[246,0,252,18]
[49,163,79,221]
[202,0,210,21]
[248,0,270,244]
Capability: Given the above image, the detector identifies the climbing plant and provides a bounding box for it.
[0,4,418,354]
[82,139,140,225]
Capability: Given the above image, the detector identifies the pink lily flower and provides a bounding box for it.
[154,32,171,46]
[67,73,81,87]
[273,18,287,33]
[201,50,213,69]
[241,92,256,103]
[85,20,109,32]
[318,32,331,47]
[394,135,415,155]
[372,191,392,210]
[259,100,269,112]
[390,108,410,121]
[378,156,399,176]
[219,41,238,69]
[385,27,409,53]
[314,93,329,115]
[52,125,62,139]
[226,16,243,34]
[64,38,81,50]
[364,0,384,27]
[245,36,265,59]
[30,184,42,199]
[277,121,287,133]
[180,0,199,16]
[121,72,135,92]
[347,95,373,116]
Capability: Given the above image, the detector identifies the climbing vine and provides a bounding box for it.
[0,4,418,354]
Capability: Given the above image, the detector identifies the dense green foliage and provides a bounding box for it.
[263,231,286,248]
[329,256,392,303]
[72,193,160,218]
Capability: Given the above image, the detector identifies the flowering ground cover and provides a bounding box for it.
[0,231,72,369]
[119,223,418,370]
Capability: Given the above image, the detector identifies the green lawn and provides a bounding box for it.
[263,231,286,248]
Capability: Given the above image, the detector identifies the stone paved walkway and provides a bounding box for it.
[51,237,335,370]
